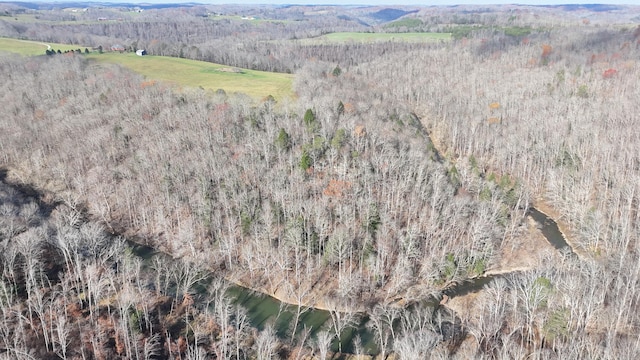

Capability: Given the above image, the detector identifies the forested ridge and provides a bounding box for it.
[1,3,640,359]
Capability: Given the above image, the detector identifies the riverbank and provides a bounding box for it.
[533,200,590,260]
[444,210,562,315]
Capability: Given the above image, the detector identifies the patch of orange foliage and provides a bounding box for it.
[354,125,366,137]
[488,117,501,124]
[175,336,187,355]
[115,330,126,355]
[323,179,352,198]
[541,44,553,58]
[140,80,156,89]
[489,102,500,110]
[343,102,355,114]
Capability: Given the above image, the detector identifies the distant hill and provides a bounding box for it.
[538,4,623,12]
[0,1,203,10]
[370,8,419,22]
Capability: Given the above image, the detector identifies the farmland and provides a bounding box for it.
[0,37,294,100]
[0,36,84,55]
[86,52,294,100]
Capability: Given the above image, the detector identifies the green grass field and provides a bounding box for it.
[1,13,49,23]
[0,13,116,25]
[0,37,293,100]
[86,53,294,100]
[0,37,85,56]
[297,32,452,44]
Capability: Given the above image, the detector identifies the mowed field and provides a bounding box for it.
[0,37,294,100]
[297,32,452,44]
[0,37,83,56]
[86,52,294,100]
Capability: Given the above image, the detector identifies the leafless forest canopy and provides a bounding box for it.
[1,2,640,359]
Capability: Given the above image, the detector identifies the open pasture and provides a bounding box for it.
[0,37,85,56]
[87,52,294,100]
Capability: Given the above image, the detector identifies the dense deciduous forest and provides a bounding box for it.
[1,2,640,359]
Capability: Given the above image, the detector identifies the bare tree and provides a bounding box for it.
[315,330,333,360]
[367,304,400,358]
[326,298,358,354]
[254,325,278,360]
[54,311,70,360]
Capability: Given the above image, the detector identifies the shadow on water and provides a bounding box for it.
[122,239,378,354]
[444,274,497,298]
[226,286,310,336]
[226,285,378,354]
[127,241,156,260]
[335,315,378,354]
[528,207,573,252]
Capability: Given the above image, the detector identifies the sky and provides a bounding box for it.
[8,0,639,4]
[140,0,639,4]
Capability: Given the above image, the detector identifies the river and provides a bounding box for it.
[124,205,572,356]
[125,239,378,353]
[443,206,575,296]
[0,172,574,357]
